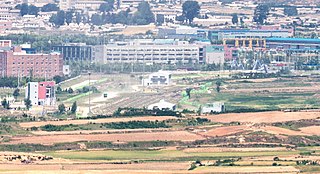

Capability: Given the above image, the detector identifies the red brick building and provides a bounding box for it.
[0,46,63,78]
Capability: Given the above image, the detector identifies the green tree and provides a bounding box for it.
[1,99,9,109]
[253,4,269,25]
[50,10,65,27]
[67,87,74,94]
[114,10,130,24]
[20,3,29,16]
[186,88,192,99]
[28,5,39,16]
[99,0,114,12]
[232,13,238,25]
[182,1,200,24]
[65,11,73,25]
[75,12,82,24]
[13,88,20,99]
[53,75,63,84]
[24,98,32,110]
[132,2,155,25]
[58,103,66,114]
[71,101,77,114]
[41,3,59,12]
[91,14,103,25]
[284,6,298,16]
[156,14,165,25]
[216,80,222,93]
[56,86,62,94]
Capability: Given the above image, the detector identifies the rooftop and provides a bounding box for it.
[266,37,320,43]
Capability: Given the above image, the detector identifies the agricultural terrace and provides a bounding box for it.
[0,71,320,173]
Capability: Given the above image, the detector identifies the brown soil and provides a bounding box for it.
[201,111,320,123]
[20,116,177,128]
[4,131,205,145]
[300,126,320,135]
[199,125,248,137]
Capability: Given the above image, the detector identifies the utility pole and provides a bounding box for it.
[17,69,20,88]
[88,71,91,115]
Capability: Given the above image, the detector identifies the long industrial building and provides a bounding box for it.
[93,39,204,64]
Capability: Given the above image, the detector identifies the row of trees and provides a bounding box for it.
[16,3,60,17]
[1,98,31,110]
[48,1,201,26]
[91,7,154,26]
[58,102,77,114]
[253,4,298,25]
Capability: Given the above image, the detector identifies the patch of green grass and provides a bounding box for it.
[44,149,301,161]
[64,91,93,103]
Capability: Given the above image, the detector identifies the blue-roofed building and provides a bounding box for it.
[266,38,320,52]
[208,29,293,41]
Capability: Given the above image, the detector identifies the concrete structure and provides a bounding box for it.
[59,0,104,10]
[148,99,176,110]
[0,46,63,78]
[209,29,293,41]
[0,40,11,47]
[202,102,225,113]
[142,71,171,86]
[63,65,70,76]
[205,45,225,64]
[93,39,203,64]
[25,81,56,106]
[53,43,93,62]
[266,38,320,52]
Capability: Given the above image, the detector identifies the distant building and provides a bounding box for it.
[209,29,293,42]
[53,43,93,62]
[0,40,11,47]
[25,81,56,106]
[202,102,225,113]
[63,65,70,76]
[142,71,171,86]
[266,38,320,52]
[0,45,63,78]
[93,39,203,64]
[205,45,225,64]
[59,0,104,10]
[148,99,176,110]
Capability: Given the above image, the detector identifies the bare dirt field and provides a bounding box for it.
[19,116,177,128]
[257,126,307,136]
[4,131,205,145]
[114,24,156,35]
[182,147,289,153]
[195,166,299,173]
[0,162,189,171]
[299,126,320,135]
[31,128,178,135]
[202,111,320,123]
[199,125,249,137]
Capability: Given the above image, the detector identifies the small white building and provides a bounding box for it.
[148,99,176,111]
[142,71,171,86]
[63,65,70,76]
[202,102,225,114]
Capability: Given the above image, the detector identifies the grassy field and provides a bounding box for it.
[44,149,301,161]
[178,76,320,111]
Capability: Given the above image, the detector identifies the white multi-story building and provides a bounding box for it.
[93,39,203,64]
[59,0,104,10]
[25,81,56,106]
